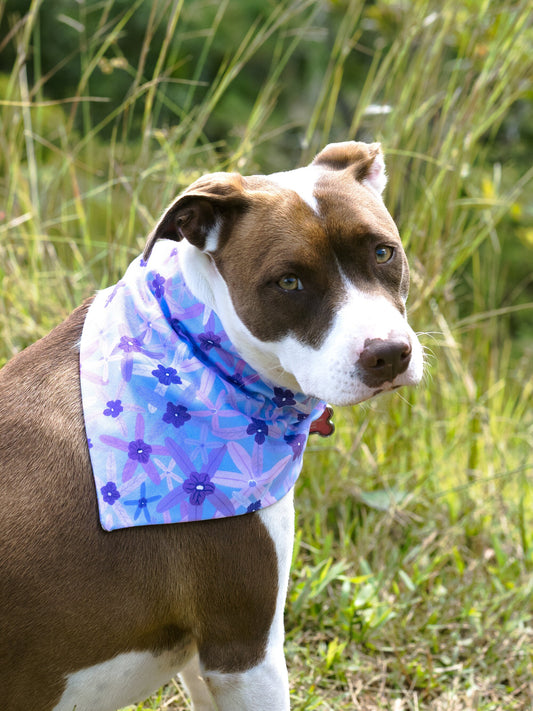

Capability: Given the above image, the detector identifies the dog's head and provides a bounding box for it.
[144,141,423,405]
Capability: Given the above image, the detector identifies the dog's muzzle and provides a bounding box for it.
[358,337,412,388]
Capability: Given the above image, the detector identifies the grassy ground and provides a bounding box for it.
[1,1,532,709]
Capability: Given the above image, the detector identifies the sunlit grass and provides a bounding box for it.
[1,0,532,708]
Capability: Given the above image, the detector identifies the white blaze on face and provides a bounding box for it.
[270,285,424,405]
[268,166,323,214]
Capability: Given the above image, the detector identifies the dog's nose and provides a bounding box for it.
[358,338,412,387]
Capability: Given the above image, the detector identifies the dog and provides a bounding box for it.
[0,141,423,710]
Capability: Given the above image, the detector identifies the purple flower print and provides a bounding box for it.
[151,273,165,299]
[224,440,291,502]
[220,357,260,398]
[226,372,244,389]
[157,442,234,517]
[247,500,262,513]
[100,414,166,484]
[196,389,247,440]
[199,331,221,351]
[115,329,164,382]
[103,400,123,418]
[162,402,191,428]
[214,441,292,511]
[101,481,120,505]
[152,364,181,386]
[184,423,222,466]
[284,433,306,460]
[118,335,143,353]
[183,472,216,506]
[273,387,296,408]
[172,311,233,368]
[124,482,161,523]
[104,281,125,308]
[247,418,269,445]
[128,438,152,463]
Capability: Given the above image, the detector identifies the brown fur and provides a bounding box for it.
[145,155,407,350]
[0,305,278,709]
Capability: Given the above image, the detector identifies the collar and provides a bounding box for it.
[80,241,327,531]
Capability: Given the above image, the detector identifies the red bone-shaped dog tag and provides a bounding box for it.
[309,406,335,437]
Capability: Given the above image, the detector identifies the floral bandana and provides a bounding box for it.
[80,240,327,531]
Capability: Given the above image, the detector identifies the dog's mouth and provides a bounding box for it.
[358,380,404,402]
[371,382,403,396]
[313,363,422,408]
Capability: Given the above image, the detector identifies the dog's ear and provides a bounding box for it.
[312,141,387,195]
[143,172,249,260]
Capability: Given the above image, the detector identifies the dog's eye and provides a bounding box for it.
[277,274,303,291]
[375,245,394,264]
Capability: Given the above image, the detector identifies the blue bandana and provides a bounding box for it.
[80,241,326,531]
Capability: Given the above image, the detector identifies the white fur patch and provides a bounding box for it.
[204,650,290,711]
[203,217,222,253]
[268,165,322,214]
[179,240,222,310]
[53,647,191,711]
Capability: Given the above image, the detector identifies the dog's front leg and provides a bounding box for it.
[191,492,295,711]
[179,654,217,711]
[202,642,290,711]
[181,637,289,711]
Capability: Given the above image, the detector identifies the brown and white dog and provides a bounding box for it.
[0,141,423,710]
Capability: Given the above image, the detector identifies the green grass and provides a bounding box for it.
[1,0,532,709]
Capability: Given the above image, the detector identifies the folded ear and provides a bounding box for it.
[312,141,387,195]
[143,172,249,260]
